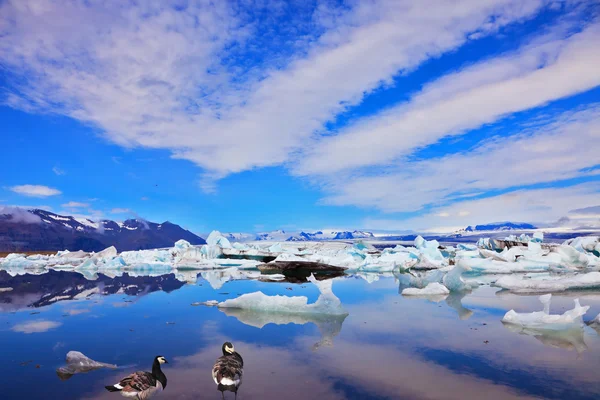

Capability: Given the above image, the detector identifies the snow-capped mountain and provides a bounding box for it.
[219,229,375,242]
[222,232,256,242]
[464,222,537,232]
[286,230,375,241]
[0,209,205,252]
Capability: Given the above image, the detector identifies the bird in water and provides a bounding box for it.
[212,342,243,399]
[105,356,168,399]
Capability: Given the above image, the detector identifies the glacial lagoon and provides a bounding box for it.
[2,268,600,400]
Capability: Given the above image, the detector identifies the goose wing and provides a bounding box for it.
[119,371,156,393]
[212,355,243,385]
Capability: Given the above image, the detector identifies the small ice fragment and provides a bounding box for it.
[402,282,450,296]
[260,274,286,281]
[192,300,219,307]
[502,294,589,330]
[56,351,117,381]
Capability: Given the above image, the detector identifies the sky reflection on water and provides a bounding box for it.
[2,271,600,399]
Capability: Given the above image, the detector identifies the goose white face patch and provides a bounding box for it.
[158,357,167,364]
[225,345,234,354]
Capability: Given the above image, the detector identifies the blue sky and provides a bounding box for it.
[1,0,599,234]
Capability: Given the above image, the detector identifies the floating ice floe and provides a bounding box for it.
[402,282,450,297]
[217,274,347,316]
[192,300,219,307]
[56,351,117,381]
[495,272,600,293]
[502,294,589,330]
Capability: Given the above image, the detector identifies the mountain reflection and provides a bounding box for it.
[0,270,185,311]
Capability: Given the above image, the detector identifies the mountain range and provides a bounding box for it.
[464,222,537,232]
[222,229,375,242]
[0,209,205,252]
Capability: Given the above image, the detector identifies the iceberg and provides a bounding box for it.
[414,236,447,268]
[206,230,232,248]
[218,274,347,316]
[495,272,600,293]
[502,294,589,330]
[456,257,549,274]
[396,270,444,291]
[56,351,117,381]
[563,236,600,256]
[402,282,450,296]
[442,264,472,292]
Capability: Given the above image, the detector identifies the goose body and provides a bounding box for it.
[212,342,243,399]
[105,356,168,399]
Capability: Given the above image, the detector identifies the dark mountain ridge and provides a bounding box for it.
[0,209,205,252]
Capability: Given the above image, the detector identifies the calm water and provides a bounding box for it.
[2,270,600,400]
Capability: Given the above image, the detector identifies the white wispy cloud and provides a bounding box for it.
[0,206,42,223]
[52,166,65,175]
[364,183,600,232]
[62,201,89,208]
[111,208,132,214]
[9,184,61,197]
[296,23,600,175]
[1,0,598,228]
[0,0,552,179]
[320,105,600,213]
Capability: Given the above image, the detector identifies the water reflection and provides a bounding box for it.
[502,323,588,353]
[220,308,348,350]
[1,271,600,400]
[0,270,185,311]
[445,291,473,320]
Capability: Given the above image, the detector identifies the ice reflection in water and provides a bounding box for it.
[1,271,600,399]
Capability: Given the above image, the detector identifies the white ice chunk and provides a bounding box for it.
[442,264,472,292]
[456,257,549,274]
[502,294,589,330]
[218,274,347,316]
[192,300,219,307]
[564,236,600,255]
[174,239,191,250]
[206,230,232,248]
[496,271,600,293]
[56,351,117,380]
[402,282,450,296]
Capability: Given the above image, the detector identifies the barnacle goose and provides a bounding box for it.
[212,342,243,399]
[105,356,168,399]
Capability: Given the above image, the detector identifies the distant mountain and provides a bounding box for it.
[0,209,205,252]
[254,229,288,241]
[464,222,537,232]
[287,230,375,241]
[222,232,255,242]
[219,229,376,242]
